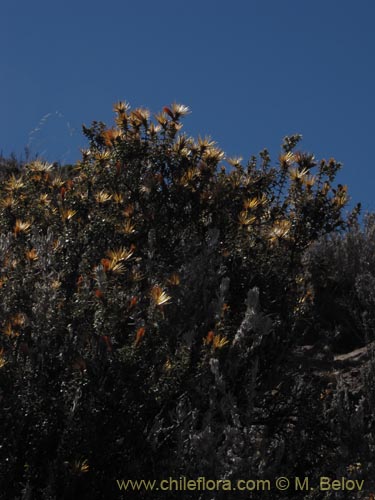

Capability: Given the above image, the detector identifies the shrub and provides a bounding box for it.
[0,102,350,498]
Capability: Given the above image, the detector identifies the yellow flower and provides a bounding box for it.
[268,220,291,244]
[0,349,7,369]
[302,175,316,188]
[154,112,168,127]
[202,146,225,163]
[238,211,257,226]
[212,334,229,350]
[113,100,130,114]
[279,151,295,168]
[60,209,77,221]
[38,193,51,206]
[0,196,16,208]
[3,322,19,337]
[150,285,172,306]
[95,191,112,204]
[289,167,309,181]
[112,192,124,204]
[73,458,89,474]
[13,220,32,235]
[51,176,64,188]
[179,167,200,187]
[106,247,135,262]
[5,175,24,192]
[197,136,216,151]
[171,103,190,118]
[243,197,261,210]
[227,157,243,168]
[25,249,38,261]
[27,160,53,172]
[118,220,136,235]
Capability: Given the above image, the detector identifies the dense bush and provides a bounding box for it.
[0,102,366,499]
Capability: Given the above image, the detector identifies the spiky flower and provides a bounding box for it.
[118,220,136,235]
[13,219,32,235]
[289,167,309,181]
[61,209,77,221]
[6,175,24,192]
[0,196,16,209]
[95,191,112,204]
[171,102,190,119]
[227,157,243,168]
[27,160,53,172]
[106,246,134,262]
[73,458,89,475]
[113,100,130,114]
[25,248,38,261]
[0,349,7,369]
[268,219,292,244]
[212,334,229,350]
[238,211,257,226]
[279,151,295,168]
[179,167,200,187]
[112,192,124,204]
[150,285,172,306]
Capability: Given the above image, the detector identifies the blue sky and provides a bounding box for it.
[1,0,375,211]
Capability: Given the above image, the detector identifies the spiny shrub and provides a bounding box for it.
[0,102,349,499]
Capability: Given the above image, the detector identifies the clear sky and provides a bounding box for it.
[1,0,375,211]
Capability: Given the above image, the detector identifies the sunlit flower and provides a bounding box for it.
[0,196,16,208]
[119,220,136,235]
[112,192,124,204]
[13,219,32,235]
[212,334,229,350]
[113,100,130,114]
[94,150,111,162]
[73,458,89,475]
[51,176,64,188]
[268,219,292,244]
[51,279,62,290]
[227,157,243,168]
[171,102,190,119]
[238,211,257,226]
[197,136,216,152]
[243,197,260,210]
[289,167,309,181]
[106,246,135,262]
[179,167,200,187]
[150,285,172,306]
[25,248,38,261]
[61,209,77,221]
[154,112,168,127]
[279,151,295,168]
[202,146,225,163]
[163,358,173,371]
[102,128,123,147]
[302,175,316,189]
[0,349,7,369]
[95,191,112,204]
[27,160,53,172]
[6,175,24,192]
[131,270,144,283]
[3,322,19,338]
